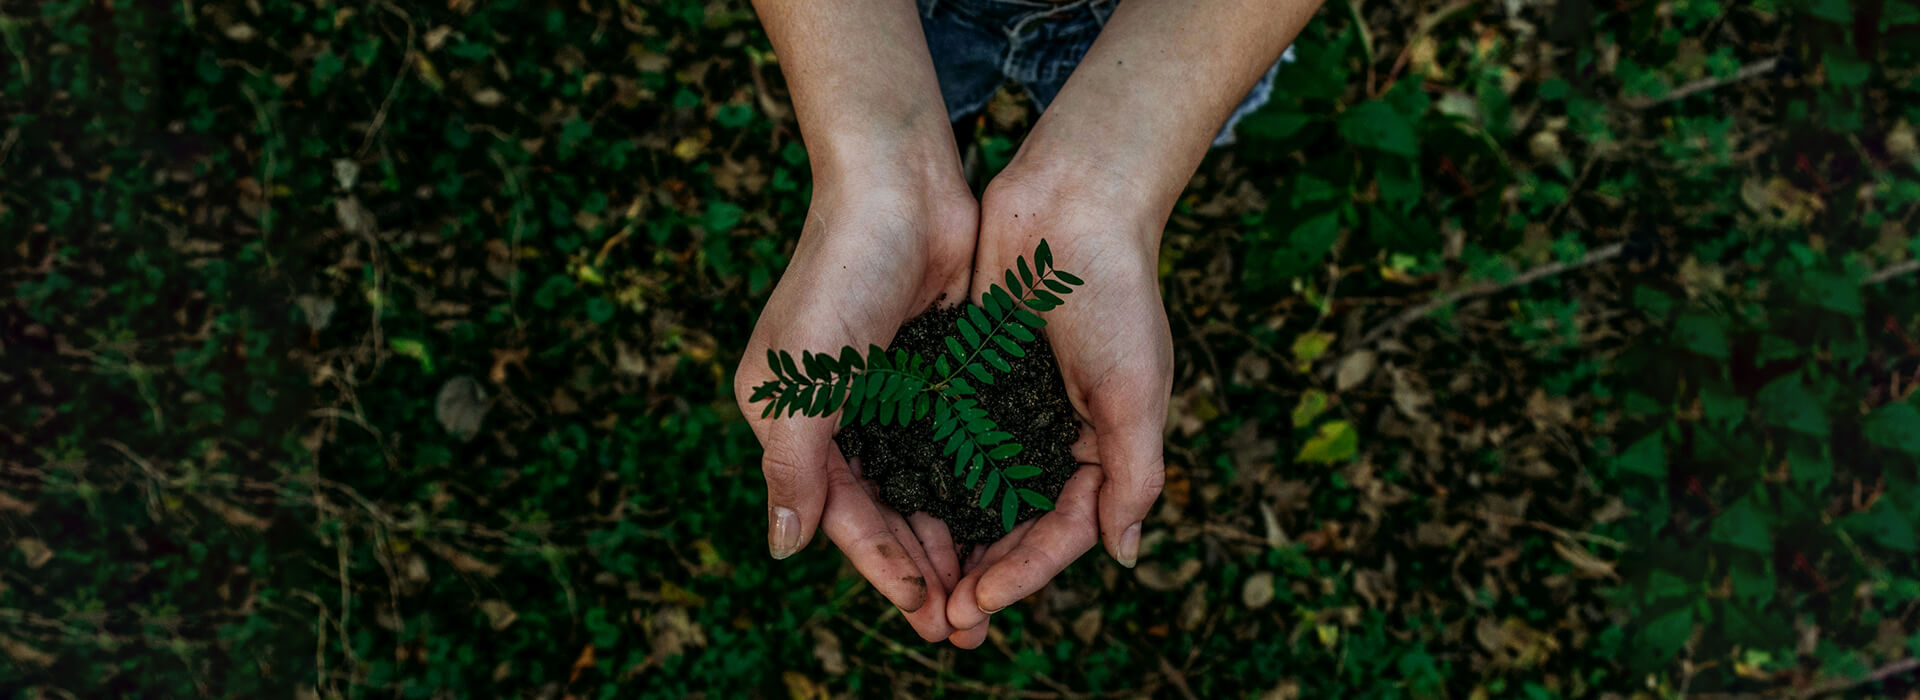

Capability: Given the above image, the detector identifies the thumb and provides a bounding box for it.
[755,417,835,560]
[1091,403,1167,569]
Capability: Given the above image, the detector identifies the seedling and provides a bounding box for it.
[748,239,1083,532]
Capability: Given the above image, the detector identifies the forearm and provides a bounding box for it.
[752,0,961,187]
[1002,0,1320,228]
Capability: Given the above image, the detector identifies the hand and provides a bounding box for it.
[943,172,1173,646]
[733,172,981,643]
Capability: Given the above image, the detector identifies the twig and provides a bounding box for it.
[1352,243,1626,349]
[1622,58,1781,109]
[1473,509,1628,549]
[1866,259,1920,285]
[1793,657,1920,698]
[1156,653,1200,700]
[838,612,944,673]
[358,2,416,157]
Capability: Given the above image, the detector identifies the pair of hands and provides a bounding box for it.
[733,161,1173,647]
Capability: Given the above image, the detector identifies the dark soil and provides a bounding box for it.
[835,304,1078,544]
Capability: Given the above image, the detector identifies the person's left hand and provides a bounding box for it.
[940,171,1174,647]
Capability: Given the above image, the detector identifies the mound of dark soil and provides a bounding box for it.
[835,304,1077,544]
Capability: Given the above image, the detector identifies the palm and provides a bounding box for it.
[942,192,1172,646]
[735,186,979,642]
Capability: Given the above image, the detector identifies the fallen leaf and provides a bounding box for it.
[1291,330,1336,371]
[1335,350,1376,391]
[1551,540,1619,580]
[1242,572,1276,609]
[15,538,51,569]
[435,376,490,442]
[1179,583,1209,630]
[1137,559,1204,591]
[1071,608,1102,643]
[568,644,594,682]
[811,627,846,675]
[0,635,54,667]
[480,599,517,630]
[782,671,828,700]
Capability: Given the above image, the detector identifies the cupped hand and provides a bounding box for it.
[733,174,982,642]
[943,174,1174,646]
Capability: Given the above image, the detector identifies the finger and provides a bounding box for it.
[1090,404,1166,569]
[821,449,929,613]
[974,465,1105,613]
[751,417,836,561]
[948,622,990,650]
[884,510,955,642]
[947,528,1030,632]
[910,513,963,590]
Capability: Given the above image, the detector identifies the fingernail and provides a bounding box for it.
[980,602,1005,615]
[769,506,801,560]
[1116,522,1142,568]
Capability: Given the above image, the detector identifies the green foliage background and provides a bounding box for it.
[4,0,1919,697]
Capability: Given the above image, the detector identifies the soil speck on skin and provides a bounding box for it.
[836,304,1076,545]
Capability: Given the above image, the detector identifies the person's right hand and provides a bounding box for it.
[733,166,981,643]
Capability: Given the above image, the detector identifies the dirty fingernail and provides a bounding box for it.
[1116,522,1141,568]
[769,506,801,560]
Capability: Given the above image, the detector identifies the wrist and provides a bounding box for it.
[986,149,1170,254]
[803,106,964,196]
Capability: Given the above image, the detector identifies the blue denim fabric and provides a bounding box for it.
[915,0,1293,147]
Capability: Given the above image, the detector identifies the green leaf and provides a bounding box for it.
[1003,465,1042,479]
[992,335,1026,358]
[1033,288,1064,307]
[990,285,1017,315]
[1036,240,1052,271]
[967,304,992,336]
[977,430,1011,445]
[810,385,834,414]
[767,349,782,379]
[1006,269,1022,296]
[981,470,1002,508]
[1339,100,1419,156]
[1809,0,1851,23]
[1757,374,1830,437]
[779,351,801,382]
[839,346,864,371]
[984,349,1011,373]
[958,316,983,348]
[1846,501,1919,552]
[1296,421,1358,464]
[1865,400,1920,456]
[1710,495,1775,554]
[1044,279,1072,295]
[966,363,994,385]
[1675,312,1729,359]
[1006,323,1036,342]
[860,394,880,423]
[951,377,976,395]
[1002,490,1018,532]
[1639,606,1694,665]
[792,386,815,416]
[944,336,967,364]
[988,443,1022,460]
[1729,554,1776,605]
[1013,308,1046,329]
[802,351,826,379]
[984,291,1003,320]
[944,428,967,457]
[1292,389,1330,428]
[1054,270,1083,286]
[1017,488,1054,509]
[959,439,976,472]
[1019,258,1034,288]
[1617,433,1667,479]
[897,397,914,425]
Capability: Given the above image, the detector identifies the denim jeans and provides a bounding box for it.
[915,0,1293,147]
